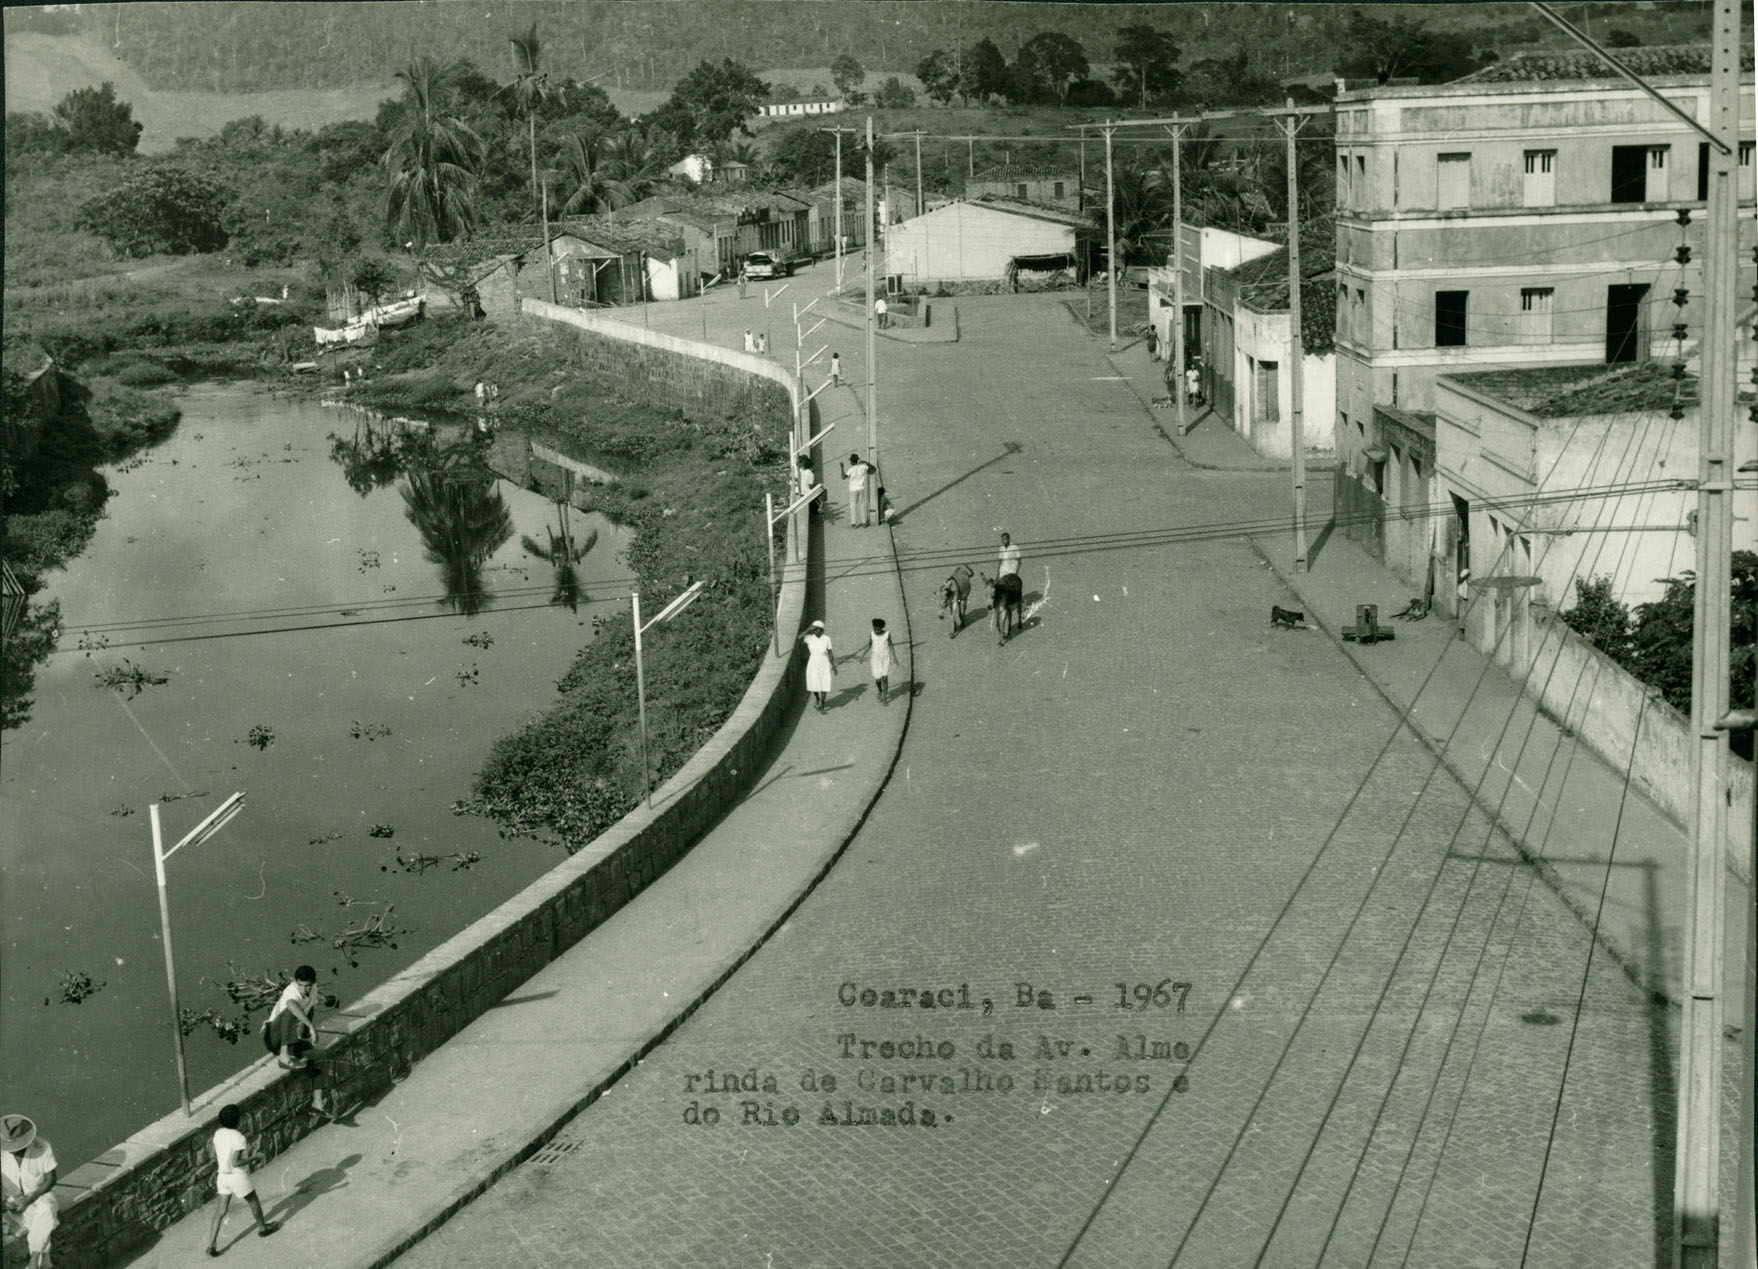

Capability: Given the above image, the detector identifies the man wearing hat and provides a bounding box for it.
[1,1114,58,1269]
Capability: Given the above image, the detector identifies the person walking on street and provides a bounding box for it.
[263,966,338,1119]
[1186,362,1201,406]
[1,1115,58,1269]
[803,620,835,712]
[755,331,768,356]
[743,328,755,354]
[842,453,873,527]
[206,1104,278,1255]
[863,618,895,705]
[998,531,1021,579]
[738,273,748,300]
[829,352,843,387]
[1147,326,1159,362]
[874,296,888,329]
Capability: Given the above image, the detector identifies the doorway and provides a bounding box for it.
[1606,283,1649,363]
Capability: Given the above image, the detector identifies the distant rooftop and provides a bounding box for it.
[1450,362,1704,417]
[1451,43,1751,86]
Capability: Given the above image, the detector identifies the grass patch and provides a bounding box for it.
[361,315,791,851]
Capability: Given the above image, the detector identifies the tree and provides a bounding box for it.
[382,57,485,253]
[1091,155,1175,265]
[400,446,513,617]
[1560,574,1634,662]
[351,256,397,305]
[1334,13,1480,85]
[767,127,839,187]
[1015,32,1088,106]
[508,23,559,227]
[872,77,916,110]
[5,112,70,157]
[1112,26,1181,108]
[916,49,959,106]
[554,121,629,216]
[830,53,865,102]
[960,39,1010,105]
[648,59,769,153]
[596,123,677,205]
[1628,552,1758,725]
[76,165,231,257]
[52,82,142,154]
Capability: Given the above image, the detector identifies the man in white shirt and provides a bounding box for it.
[843,453,873,527]
[998,532,1021,579]
[874,296,889,329]
[2,1115,57,1269]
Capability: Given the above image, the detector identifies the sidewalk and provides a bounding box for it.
[115,341,911,1267]
[1250,520,1749,1011]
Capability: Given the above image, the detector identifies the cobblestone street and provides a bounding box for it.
[393,290,1742,1267]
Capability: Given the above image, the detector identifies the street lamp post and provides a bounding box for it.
[151,792,246,1116]
[632,581,706,807]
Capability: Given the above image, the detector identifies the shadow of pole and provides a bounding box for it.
[1644,856,1676,1264]
[891,441,1023,522]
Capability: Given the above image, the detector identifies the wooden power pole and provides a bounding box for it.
[1104,120,1116,351]
[1279,99,1308,571]
[865,115,879,473]
[1168,123,1187,440]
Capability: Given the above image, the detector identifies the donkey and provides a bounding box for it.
[981,571,1024,645]
[937,564,974,637]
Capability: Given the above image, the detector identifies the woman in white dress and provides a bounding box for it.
[802,619,835,712]
[863,617,894,705]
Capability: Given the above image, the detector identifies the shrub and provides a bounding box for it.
[112,359,179,387]
[77,165,232,258]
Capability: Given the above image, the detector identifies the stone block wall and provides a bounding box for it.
[47,310,810,1268]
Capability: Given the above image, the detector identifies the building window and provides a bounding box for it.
[1053,181,1065,199]
[1437,153,1471,209]
[1523,150,1556,207]
[1611,144,1648,202]
[1699,141,1757,199]
[1338,154,1351,209]
[1338,283,1350,339]
[1435,291,1468,347]
[1356,154,1367,207]
[1519,287,1554,342]
[1254,359,1280,422]
[1744,142,1755,167]
[1016,183,1028,199]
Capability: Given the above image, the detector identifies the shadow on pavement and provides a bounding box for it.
[264,1152,361,1228]
[892,442,1023,521]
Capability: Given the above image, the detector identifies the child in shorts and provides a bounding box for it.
[207,1104,277,1255]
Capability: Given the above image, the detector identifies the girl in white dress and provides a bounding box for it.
[802,620,835,712]
[863,618,894,705]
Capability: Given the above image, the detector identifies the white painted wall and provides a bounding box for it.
[884,203,1077,283]
[1230,303,1337,460]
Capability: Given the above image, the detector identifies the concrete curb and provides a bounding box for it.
[1249,535,1672,1009]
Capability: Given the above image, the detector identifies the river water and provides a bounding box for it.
[0,384,631,1166]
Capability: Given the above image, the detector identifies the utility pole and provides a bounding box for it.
[1104,119,1117,351]
[820,126,856,291]
[1278,99,1309,571]
[911,130,924,217]
[542,173,557,305]
[865,115,879,473]
[1167,123,1187,439]
[1674,0,1738,1261]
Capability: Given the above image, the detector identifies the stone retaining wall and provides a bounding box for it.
[48,310,810,1268]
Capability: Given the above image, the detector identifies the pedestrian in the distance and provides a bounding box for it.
[206,1104,278,1255]
[863,618,894,705]
[1,1114,58,1269]
[756,331,769,356]
[829,352,843,387]
[842,452,872,528]
[263,965,337,1119]
[474,379,486,407]
[803,620,835,712]
[738,273,748,300]
[1186,363,1201,405]
[874,296,889,329]
[743,328,755,354]
[1147,326,1159,362]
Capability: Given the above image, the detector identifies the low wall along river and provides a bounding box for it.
[40,308,812,1267]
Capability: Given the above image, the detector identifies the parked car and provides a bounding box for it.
[742,250,794,280]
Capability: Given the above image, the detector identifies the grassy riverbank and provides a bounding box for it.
[356,312,792,849]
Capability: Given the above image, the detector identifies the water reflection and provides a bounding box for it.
[327,409,429,497]
[521,475,599,612]
[399,443,514,616]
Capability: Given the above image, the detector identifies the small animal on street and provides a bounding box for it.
[1271,604,1306,629]
[937,565,974,637]
[982,571,1024,644]
[1391,597,1429,621]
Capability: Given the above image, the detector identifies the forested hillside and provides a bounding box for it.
[8,1,1718,95]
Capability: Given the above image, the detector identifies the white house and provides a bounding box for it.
[759,95,843,119]
[881,198,1094,286]
[1147,223,1280,367]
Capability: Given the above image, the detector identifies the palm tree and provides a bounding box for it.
[521,495,599,611]
[383,57,485,258]
[555,122,632,216]
[508,23,558,226]
[1096,154,1176,266]
[599,123,680,207]
[400,446,514,616]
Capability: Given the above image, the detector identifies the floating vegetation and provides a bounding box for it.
[290,923,325,945]
[76,631,111,656]
[179,1007,249,1044]
[455,664,480,686]
[349,720,393,741]
[462,631,495,649]
[367,823,394,838]
[246,724,276,750]
[357,549,381,572]
[110,804,134,817]
[384,850,482,874]
[48,969,106,1005]
[158,789,207,804]
[307,830,344,845]
[94,660,169,698]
